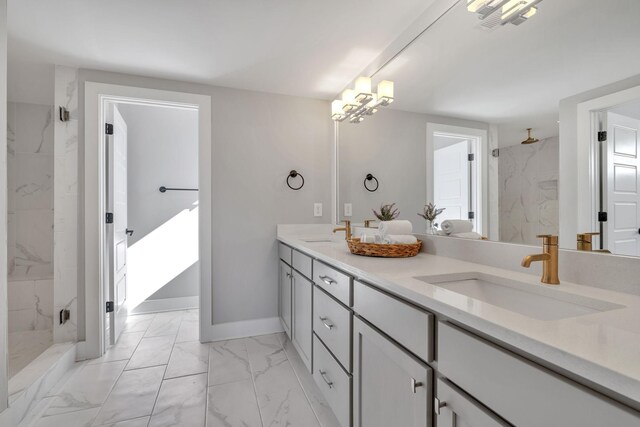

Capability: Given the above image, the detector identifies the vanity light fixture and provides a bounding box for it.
[331,77,394,123]
[466,0,542,26]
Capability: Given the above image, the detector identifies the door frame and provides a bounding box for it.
[426,123,489,236]
[84,83,211,359]
[574,84,640,248]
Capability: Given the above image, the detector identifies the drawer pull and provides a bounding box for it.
[434,397,447,415]
[319,316,335,330]
[319,275,336,285]
[411,378,424,394]
[319,370,334,388]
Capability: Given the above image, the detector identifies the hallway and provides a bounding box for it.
[22,310,338,427]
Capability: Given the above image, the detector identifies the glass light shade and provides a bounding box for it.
[342,89,356,104]
[523,6,537,18]
[331,99,344,120]
[467,0,489,12]
[502,0,532,20]
[355,76,372,95]
[377,80,394,103]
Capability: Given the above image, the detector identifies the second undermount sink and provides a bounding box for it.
[414,272,624,321]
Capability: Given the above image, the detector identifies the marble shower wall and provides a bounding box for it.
[6,101,55,333]
[498,136,559,245]
[53,65,79,343]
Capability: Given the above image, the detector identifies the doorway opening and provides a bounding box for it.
[427,123,488,236]
[593,98,640,256]
[102,100,200,348]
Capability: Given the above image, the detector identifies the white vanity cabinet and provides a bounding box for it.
[278,259,292,339]
[435,379,509,427]
[353,316,433,427]
[292,269,313,370]
[278,243,313,369]
[277,240,640,427]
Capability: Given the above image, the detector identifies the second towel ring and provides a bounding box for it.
[287,170,305,190]
[364,173,379,192]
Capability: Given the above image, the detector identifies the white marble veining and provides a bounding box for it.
[23,310,334,427]
[279,229,640,406]
[7,330,52,379]
[125,335,175,371]
[499,136,559,245]
[149,373,207,426]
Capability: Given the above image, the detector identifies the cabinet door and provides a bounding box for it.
[292,270,312,371]
[279,260,292,339]
[435,379,509,427]
[353,317,432,427]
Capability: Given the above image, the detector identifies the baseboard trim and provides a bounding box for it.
[201,316,284,342]
[130,296,199,315]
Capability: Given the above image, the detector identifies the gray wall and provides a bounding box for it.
[338,108,489,231]
[118,103,199,301]
[1,0,8,413]
[77,70,333,337]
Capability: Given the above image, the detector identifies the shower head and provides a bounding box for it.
[521,128,539,144]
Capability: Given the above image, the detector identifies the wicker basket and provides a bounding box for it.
[347,238,422,258]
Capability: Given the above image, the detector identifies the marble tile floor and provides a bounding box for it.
[8,329,53,379]
[22,310,340,427]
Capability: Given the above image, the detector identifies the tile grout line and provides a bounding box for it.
[245,337,267,427]
[279,335,324,427]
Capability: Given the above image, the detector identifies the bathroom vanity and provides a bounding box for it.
[277,231,640,427]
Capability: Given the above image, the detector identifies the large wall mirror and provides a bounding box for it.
[336,0,640,256]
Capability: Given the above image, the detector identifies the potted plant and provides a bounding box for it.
[418,203,445,234]
[372,203,400,222]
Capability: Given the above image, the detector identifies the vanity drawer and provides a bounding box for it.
[313,334,351,427]
[354,281,434,362]
[292,249,312,279]
[314,286,352,371]
[313,261,352,307]
[438,322,640,427]
[279,242,292,265]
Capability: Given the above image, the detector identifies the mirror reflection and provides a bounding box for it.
[336,0,640,255]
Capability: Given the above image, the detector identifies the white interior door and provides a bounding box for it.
[605,112,640,256]
[107,105,129,345]
[434,139,470,226]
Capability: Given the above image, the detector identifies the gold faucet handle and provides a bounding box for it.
[363,219,377,228]
[536,234,558,245]
[577,232,599,241]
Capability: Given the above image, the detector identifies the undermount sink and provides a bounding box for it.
[301,238,336,243]
[414,272,624,321]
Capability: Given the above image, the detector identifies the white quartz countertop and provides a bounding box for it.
[278,232,640,407]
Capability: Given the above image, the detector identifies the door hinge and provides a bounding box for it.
[105,123,114,135]
[106,301,114,313]
[468,211,475,220]
[106,212,114,224]
[598,211,608,222]
[598,131,607,142]
[491,148,500,158]
[468,153,475,161]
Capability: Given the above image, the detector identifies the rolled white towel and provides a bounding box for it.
[382,235,418,244]
[360,234,378,243]
[378,220,413,236]
[451,231,483,240]
[440,219,473,235]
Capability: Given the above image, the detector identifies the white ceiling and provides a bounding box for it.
[373,0,640,146]
[7,0,434,100]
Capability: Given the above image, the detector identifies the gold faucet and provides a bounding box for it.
[521,234,560,285]
[363,219,377,228]
[577,232,599,251]
[333,220,352,241]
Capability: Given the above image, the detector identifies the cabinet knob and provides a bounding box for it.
[410,378,424,394]
[434,397,447,415]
